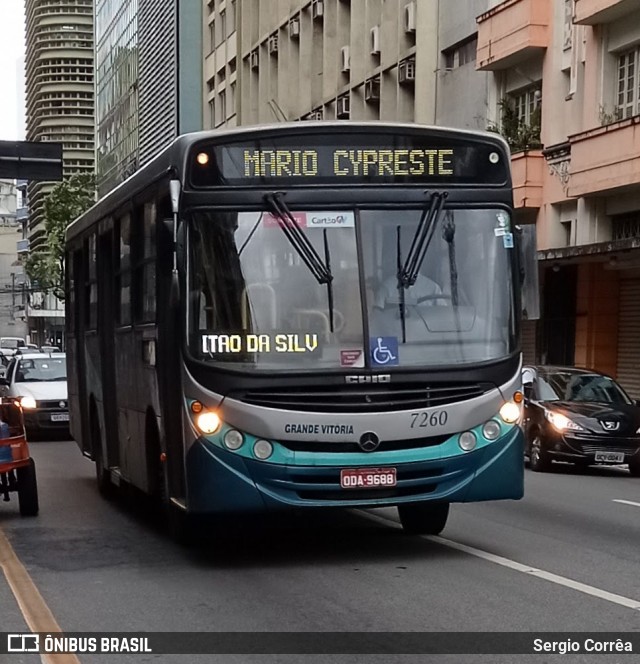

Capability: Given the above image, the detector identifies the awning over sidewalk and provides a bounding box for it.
[538,236,640,262]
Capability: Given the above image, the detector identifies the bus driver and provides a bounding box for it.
[373,270,446,311]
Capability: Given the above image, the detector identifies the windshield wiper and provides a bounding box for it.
[442,211,458,306]
[399,191,448,288]
[395,192,448,342]
[264,193,336,331]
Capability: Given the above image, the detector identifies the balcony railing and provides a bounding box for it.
[574,0,640,25]
[568,116,640,198]
[511,150,544,208]
[476,0,550,71]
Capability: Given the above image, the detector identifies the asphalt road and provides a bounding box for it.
[1,439,639,664]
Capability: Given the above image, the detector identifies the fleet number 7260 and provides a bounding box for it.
[410,410,449,429]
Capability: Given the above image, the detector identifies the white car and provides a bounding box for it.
[0,352,69,436]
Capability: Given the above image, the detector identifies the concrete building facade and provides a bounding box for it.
[477,0,640,397]
[204,0,444,127]
[25,0,95,250]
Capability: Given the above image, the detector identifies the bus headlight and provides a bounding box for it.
[20,396,37,409]
[223,429,244,450]
[253,439,273,460]
[499,401,521,424]
[482,420,501,441]
[196,411,221,434]
[459,431,477,451]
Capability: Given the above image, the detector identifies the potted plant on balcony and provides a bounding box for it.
[488,99,542,153]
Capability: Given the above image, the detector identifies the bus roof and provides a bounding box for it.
[67,122,509,243]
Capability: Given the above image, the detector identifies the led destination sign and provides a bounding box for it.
[190,133,508,187]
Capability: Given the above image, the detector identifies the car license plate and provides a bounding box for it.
[340,468,397,489]
[50,413,69,422]
[594,451,624,463]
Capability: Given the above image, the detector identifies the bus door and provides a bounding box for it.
[72,248,90,455]
[98,228,120,468]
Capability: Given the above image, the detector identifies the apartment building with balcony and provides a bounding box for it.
[25,0,95,251]
[478,0,640,397]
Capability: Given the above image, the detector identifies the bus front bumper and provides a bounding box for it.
[185,426,524,514]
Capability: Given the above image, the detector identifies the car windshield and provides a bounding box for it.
[187,207,516,371]
[1,339,24,349]
[16,357,67,382]
[537,372,631,405]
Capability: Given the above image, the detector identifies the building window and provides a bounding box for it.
[563,0,573,51]
[219,9,226,41]
[209,99,215,127]
[208,21,215,52]
[617,48,639,119]
[116,214,132,326]
[442,36,477,70]
[511,85,541,125]
[215,89,226,126]
[612,212,640,241]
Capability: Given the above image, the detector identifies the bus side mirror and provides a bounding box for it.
[515,224,540,320]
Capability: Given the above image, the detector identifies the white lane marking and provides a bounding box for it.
[359,510,640,612]
[613,499,640,508]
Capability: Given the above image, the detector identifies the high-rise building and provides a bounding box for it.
[94,0,203,197]
[24,0,95,251]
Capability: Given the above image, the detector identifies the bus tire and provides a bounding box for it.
[398,502,449,535]
[17,459,39,517]
[92,413,114,499]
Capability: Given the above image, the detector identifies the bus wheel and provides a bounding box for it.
[93,420,114,499]
[17,459,39,517]
[398,502,449,535]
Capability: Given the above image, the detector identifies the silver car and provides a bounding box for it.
[0,352,69,436]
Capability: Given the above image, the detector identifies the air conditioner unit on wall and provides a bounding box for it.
[365,78,380,102]
[250,49,259,70]
[337,95,350,119]
[404,1,416,33]
[268,33,278,55]
[370,26,380,55]
[289,17,300,39]
[341,46,350,73]
[312,0,324,20]
[311,109,324,120]
[398,58,415,84]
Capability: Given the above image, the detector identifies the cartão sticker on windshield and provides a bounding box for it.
[263,211,354,228]
[503,233,514,248]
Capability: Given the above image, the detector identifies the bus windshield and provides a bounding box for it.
[188,207,516,371]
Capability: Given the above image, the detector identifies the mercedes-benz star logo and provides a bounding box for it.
[358,431,380,453]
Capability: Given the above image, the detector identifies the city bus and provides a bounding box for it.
[65,122,525,538]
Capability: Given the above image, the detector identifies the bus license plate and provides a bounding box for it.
[594,451,624,463]
[51,413,69,422]
[340,468,397,489]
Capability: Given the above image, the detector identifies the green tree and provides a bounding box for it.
[24,174,96,300]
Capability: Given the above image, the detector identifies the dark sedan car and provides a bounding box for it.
[522,366,640,475]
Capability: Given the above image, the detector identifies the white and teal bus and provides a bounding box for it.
[66,122,524,537]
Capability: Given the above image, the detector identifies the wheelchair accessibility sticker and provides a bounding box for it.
[370,336,399,366]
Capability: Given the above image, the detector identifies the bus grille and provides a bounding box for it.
[278,434,449,453]
[235,382,491,413]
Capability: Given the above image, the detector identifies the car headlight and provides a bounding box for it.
[19,396,37,409]
[545,410,584,432]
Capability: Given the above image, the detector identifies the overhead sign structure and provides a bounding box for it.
[0,141,63,181]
